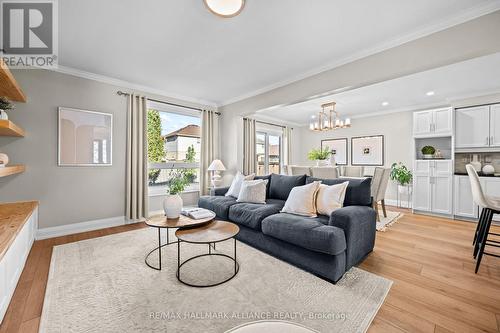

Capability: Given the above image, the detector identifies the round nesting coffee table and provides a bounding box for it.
[145,213,215,270]
[175,221,240,288]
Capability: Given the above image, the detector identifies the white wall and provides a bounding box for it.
[295,111,413,202]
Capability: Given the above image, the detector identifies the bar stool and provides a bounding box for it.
[466,164,500,273]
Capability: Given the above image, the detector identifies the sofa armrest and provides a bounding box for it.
[328,206,376,269]
[214,186,230,196]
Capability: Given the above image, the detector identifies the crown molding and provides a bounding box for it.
[50,65,219,108]
[220,2,500,106]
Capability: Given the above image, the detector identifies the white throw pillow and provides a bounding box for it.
[225,172,255,198]
[281,181,322,217]
[316,182,349,216]
[237,180,268,204]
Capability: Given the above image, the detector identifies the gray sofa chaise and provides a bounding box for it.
[198,174,376,283]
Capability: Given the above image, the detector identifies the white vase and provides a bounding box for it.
[316,159,330,167]
[163,194,183,219]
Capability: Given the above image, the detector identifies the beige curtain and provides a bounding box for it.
[126,94,148,221]
[243,118,256,175]
[283,126,293,166]
[200,110,218,195]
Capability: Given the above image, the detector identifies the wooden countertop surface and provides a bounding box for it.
[0,201,38,261]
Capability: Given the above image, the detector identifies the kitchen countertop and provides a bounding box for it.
[454,172,500,177]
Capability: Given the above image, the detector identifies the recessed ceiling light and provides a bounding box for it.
[204,0,245,18]
[382,102,389,106]
[426,91,435,96]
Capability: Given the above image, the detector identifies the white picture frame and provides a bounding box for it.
[351,135,384,166]
[321,138,348,165]
[58,107,113,166]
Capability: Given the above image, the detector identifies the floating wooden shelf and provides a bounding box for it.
[0,120,25,137]
[0,59,26,102]
[0,165,25,178]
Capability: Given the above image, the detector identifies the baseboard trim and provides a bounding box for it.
[383,199,412,209]
[36,216,129,240]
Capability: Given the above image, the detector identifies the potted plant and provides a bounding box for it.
[390,162,413,194]
[164,171,188,219]
[0,97,13,120]
[421,145,436,159]
[308,147,332,166]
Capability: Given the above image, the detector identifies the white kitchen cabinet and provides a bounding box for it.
[454,175,479,219]
[455,105,492,148]
[413,108,452,137]
[413,160,452,215]
[490,104,500,147]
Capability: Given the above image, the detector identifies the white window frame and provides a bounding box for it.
[256,131,282,175]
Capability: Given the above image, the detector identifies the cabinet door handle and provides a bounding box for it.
[491,136,494,145]
[486,137,489,145]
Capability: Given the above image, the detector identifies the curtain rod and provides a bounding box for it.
[245,118,293,130]
[117,91,220,115]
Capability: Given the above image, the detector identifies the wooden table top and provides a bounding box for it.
[175,221,240,244]
[0,201,38,261]
[145,213,214,229]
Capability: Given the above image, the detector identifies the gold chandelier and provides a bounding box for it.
[309,102,351,131]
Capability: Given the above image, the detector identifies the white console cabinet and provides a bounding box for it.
[0,202,38,324]
[454,175,500,222]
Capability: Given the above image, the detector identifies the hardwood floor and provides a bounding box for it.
[1,208,499,333]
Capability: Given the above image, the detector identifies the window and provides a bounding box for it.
[147,101,201,196]
[256,131,282,176]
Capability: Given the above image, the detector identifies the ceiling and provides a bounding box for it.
[255,52,500,126]
[58,0,500,106]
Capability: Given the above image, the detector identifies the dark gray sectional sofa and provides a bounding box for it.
[198,174,376,283]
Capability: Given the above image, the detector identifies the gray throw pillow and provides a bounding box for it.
[236,180,268,204]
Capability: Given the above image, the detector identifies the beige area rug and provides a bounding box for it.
[39,228,392,333]
[376,211,404,232]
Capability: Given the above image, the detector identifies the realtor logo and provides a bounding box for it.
[1,0,58,68]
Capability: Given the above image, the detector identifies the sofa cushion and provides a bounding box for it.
[306,176,372,206]
[198,196,238,220]
[228,199,285,230]
[269,174,307,201]
[255,175,271,198]
[261,213,346,255]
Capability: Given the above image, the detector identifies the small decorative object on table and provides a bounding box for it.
[470,154,482,172]
[308,147,332,166]
[433,149,443,159]
[164,171,188,219]
[0,96,14,120]
[421,146,436,159]
[207,159,226,187]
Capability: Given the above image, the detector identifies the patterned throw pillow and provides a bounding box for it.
[225,172,255,198]
[237,180,268,204]
[280,181,322,217]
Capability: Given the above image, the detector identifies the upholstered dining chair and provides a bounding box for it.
[466,164,500,273]
[289,166,312,176]
[342,166,364,177]
[371,167,391,222]
[311,167,339,179]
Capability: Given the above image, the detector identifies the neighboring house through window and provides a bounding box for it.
[147,101,201,196]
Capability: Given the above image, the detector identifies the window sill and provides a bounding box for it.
[148,189,200,198]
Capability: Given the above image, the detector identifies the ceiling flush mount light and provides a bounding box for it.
[309,102,351,132]
[204,0,245,18]
[426,91,435,96]
[382,101,389,106]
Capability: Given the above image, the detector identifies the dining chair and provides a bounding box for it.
[311,166,339,179]
[289,166,312,176]
[466,164,500,273]
[342,166,364,177]
[371,167,391,221]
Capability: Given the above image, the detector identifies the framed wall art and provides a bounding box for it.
[58,107,113,166]
[321,138,348,165]
[351,135,384,166]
